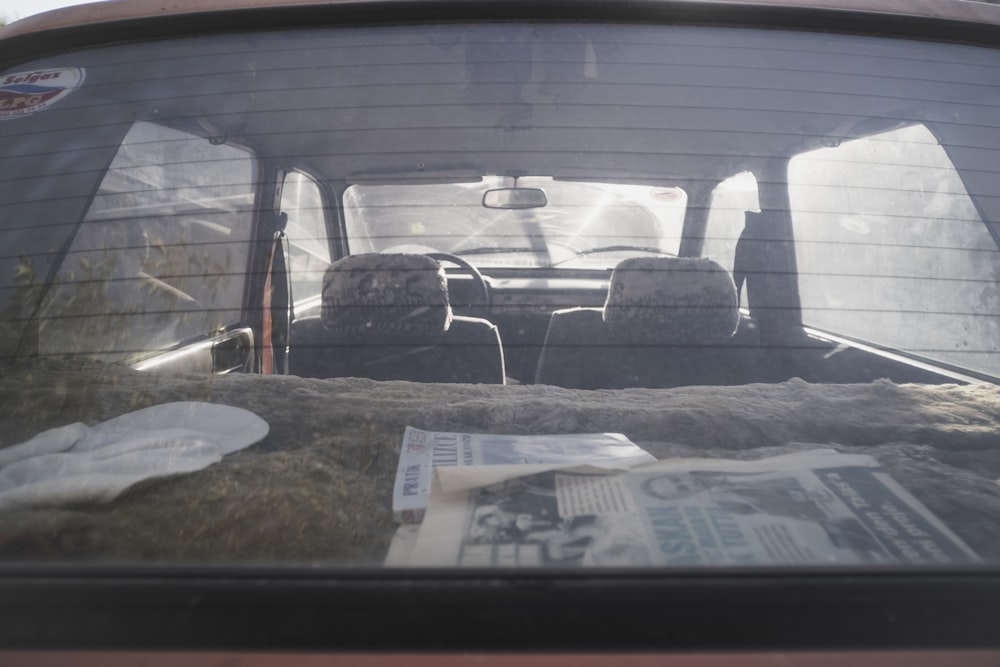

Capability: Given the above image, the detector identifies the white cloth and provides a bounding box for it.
[0,402,269,510]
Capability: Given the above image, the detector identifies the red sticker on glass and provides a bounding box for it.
[0,67,85,120]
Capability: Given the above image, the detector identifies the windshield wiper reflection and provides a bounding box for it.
[453,246,539,255]
[549,245,675,267]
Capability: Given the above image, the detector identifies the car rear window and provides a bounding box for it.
[0,20,998,579]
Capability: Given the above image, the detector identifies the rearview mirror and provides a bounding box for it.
[482,187,548,209]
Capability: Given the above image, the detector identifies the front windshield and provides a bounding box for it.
[0,19,999,583]
[344,177,686,268]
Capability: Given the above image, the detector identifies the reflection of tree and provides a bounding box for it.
[2,216,241,366]
[0,256,43,362]
[35,221,225,361]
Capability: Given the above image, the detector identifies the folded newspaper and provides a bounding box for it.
[391,427,655,523]
[391,449,979,567]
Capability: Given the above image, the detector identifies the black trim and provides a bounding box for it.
[3,0,1000,71]
[1,566,999,650]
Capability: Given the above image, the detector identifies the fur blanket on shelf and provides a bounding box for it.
[1,360,999,565]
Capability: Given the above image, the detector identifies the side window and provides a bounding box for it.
[280,171,330,313]
[789,124,1000,376]
[38,122,255,361]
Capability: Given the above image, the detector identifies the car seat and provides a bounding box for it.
[289,253,505,383]
[534,256,747,389]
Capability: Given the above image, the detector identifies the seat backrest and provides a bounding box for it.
[602,256,740,345]
[535,257,741,388]
[289,254,505,383]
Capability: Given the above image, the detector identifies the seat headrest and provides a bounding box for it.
[603,256,739,344]
[321,254,452,336]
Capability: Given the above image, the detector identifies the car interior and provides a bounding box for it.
[2,3,1000,652]
[9,23,996,389]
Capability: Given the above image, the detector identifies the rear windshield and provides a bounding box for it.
[0,21,998,573]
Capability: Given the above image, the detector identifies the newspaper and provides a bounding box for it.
[400,449,979,567]
[392,426,654,523]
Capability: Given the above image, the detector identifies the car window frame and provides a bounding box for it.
[1,0,1000,654]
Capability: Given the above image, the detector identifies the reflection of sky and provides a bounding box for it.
[1,0,95,22]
